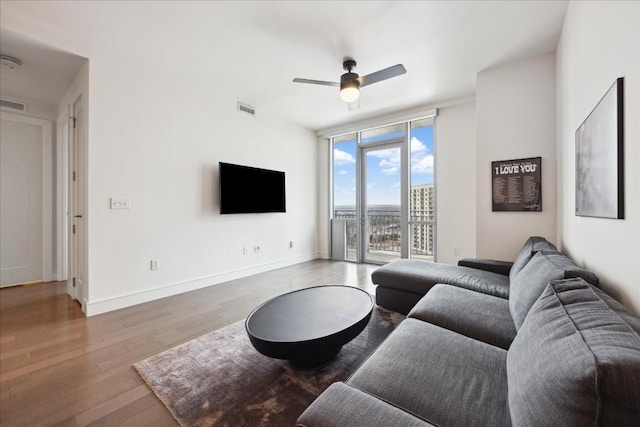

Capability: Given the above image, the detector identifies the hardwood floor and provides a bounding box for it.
[0,260,379,426]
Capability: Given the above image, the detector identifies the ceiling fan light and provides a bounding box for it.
[340,85,360,103]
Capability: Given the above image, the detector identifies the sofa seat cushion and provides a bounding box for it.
[408,284,516,350]
[296,382,435,427]
[347,319,511,427]
[507,278,640,426]
[509,250,600,330]
[372,259,510,299]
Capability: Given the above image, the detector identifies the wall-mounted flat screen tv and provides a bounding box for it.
[219,162,286,214]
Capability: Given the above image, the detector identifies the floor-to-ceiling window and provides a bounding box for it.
[330,115,435,264]
[332,133,358,261]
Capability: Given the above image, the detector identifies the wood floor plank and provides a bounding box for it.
[0,332,84,361]
[83,393,159,427]
[0,349,85,383]
[0,259,379,426]
[74,384,150,426]
[0,335,16,344]
[120,400,176,426]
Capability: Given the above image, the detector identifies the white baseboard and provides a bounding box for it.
[85,253,321,316]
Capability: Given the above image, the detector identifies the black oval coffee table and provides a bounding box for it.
[245,285,374,368]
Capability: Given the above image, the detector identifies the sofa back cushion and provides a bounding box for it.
[509,250,599,330]
[509,236,558,282]
[507,278,640,427]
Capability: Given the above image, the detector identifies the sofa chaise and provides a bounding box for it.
[371,236,562,314]
[297,237,640,426]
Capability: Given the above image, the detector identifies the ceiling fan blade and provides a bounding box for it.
[293,78,339,87]
[359,64,406,87]
[347,99,360,111]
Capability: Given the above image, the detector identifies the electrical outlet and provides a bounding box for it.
[150,259,160,270]
[289,240,294,248]
[453,248,459,256]
[110,198,130,209]
[253,245,260,253]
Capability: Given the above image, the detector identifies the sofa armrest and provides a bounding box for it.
[457,258,513,276]
[297,383,434,427]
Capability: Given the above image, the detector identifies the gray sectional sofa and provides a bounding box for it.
[297,237,640,426]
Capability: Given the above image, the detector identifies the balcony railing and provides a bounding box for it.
[333,210,434,261]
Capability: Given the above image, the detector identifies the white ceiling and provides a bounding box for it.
[0,27,87,112]
[0,1,568,130]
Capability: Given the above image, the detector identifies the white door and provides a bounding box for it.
[69,96,87,304]
[0,113,53,287]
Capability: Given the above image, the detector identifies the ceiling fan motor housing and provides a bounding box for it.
[341,59,360,93]
[340,72,360,88]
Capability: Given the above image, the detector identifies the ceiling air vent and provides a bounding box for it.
[237,102,256,117]
[0,98,27,112]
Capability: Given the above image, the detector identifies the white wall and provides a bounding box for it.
[476,53,557,261]
[2,4,319,315]
[557,1,640,313]
[86,56,318,314]
[435,102,477,264]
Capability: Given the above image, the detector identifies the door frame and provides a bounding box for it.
[0,111,53,286]
[56,111,70,283]
[67,95,88,308]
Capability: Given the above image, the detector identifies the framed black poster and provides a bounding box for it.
[492,157,541,212]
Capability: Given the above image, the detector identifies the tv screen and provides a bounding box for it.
[219,162,286,214]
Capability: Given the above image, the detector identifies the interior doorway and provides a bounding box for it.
[1,27,89,310]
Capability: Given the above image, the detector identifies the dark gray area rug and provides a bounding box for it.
[134,306,404,426]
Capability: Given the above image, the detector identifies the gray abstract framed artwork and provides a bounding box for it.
[575,77,624,219]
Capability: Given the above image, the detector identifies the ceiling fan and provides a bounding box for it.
[293,58,406,110]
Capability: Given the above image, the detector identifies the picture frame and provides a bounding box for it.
[492,157,542,212]
[575,77,624,219]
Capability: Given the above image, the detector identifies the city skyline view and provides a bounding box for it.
[333,125,434,207]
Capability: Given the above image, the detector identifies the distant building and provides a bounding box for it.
[410,184,434,255]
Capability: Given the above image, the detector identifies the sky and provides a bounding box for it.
[333,125,433,207]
